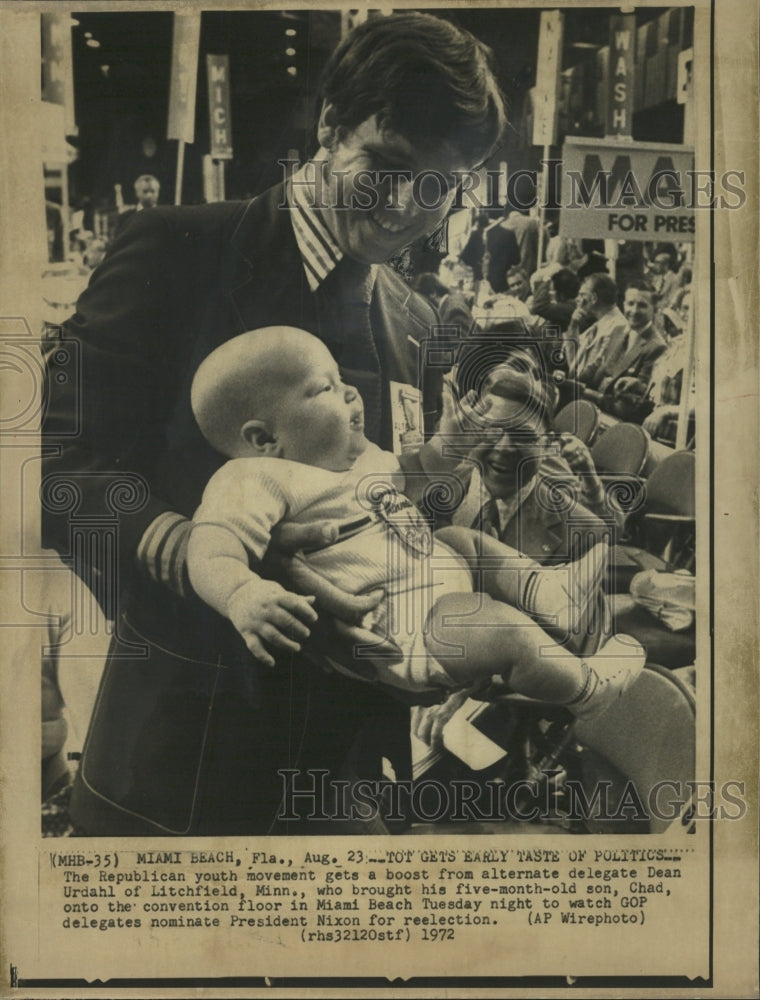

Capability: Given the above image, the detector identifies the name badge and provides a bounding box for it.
[373,487,432,557]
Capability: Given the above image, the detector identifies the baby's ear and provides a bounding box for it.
[241,420,280,456]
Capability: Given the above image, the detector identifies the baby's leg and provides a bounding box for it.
[435,525,608,654]
[424,591,642,720]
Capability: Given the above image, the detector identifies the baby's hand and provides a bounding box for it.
[226,579,318,667]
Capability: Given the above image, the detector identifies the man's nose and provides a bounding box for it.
[491,431,514,451]
[393,176,417,213]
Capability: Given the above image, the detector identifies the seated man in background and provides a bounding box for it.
[566,273,626,382]
[579,281,667,403]
[505,265,532,305]
[530,267,579,334]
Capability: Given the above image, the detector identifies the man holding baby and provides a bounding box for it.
[43,14,614,837]
[41,12,509,836]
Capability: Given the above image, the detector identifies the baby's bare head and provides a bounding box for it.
[191,327,326,458]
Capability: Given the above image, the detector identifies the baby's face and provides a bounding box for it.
[271,340,367,471]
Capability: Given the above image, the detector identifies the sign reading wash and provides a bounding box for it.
[559,138,695,242]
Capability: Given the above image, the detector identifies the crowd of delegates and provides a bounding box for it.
[415,205,694,447]
[40,11,695,838]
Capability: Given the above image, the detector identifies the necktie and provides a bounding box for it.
[317,258,383,444]
[472,497,501,539]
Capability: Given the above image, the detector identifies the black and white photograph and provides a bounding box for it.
[0,1,756,994]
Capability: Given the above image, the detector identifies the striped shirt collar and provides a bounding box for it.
[287,158,343,292]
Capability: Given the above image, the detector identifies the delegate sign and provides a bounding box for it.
[559,138,695,242]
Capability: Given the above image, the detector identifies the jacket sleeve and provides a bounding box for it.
[41,209,188,592]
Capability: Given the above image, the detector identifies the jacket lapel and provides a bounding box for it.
[500,489,566,560]
[608,326,659,380]
[228,185,314,334]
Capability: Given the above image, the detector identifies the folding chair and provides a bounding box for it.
[554,398,600,445]
[574,664,695,833]
[608,450,696,666]
[607,448,695,591]
[590,421,650,477]
[625,449,695,571]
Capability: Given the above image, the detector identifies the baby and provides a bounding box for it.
[187,327,644,719]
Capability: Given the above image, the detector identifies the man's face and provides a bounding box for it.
[318,113,473,264]
[506,272,530,301]
[135,179,159,209]
[576,280,597,316]
[271,339,367,472]
[475,393,548,500]
[623,288,654,331]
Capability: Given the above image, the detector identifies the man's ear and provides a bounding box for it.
[316,101,343,151]
[241,420,281,456]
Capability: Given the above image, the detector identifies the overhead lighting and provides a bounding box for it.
[285,28,297,37]
[86,38,101,48]
[571,42,600,50]
[84,31,92,38]
[285,47,296,56]
[286,66,297,76]
[70,18,80,27]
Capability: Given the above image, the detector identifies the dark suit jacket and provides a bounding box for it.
[450,462,610,565]
[483,221,521,293]
[42,186,441,836]
[585,324,667,393]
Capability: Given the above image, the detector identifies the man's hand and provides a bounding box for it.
[570,304,592,326]
[556,432,597,478]
[263,523,386,624]
[438,376,503,439]
[613,376,647,398]
[411,689,471,752]
[226,578,318,667]
[270,520,338,554]
[284,555,385,624]
[643,404,676,437]
[554,432,605,506]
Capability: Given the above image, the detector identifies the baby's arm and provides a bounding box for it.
[187,522,317,667]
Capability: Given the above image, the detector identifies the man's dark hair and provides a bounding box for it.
[624,278,656,300]
[653,242,678,270]
[319,12,506,166]
[551,267,579,302]
[585,272,618,307]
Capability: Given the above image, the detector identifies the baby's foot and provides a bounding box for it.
[521,541,608,649]
[568,633,645,721]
